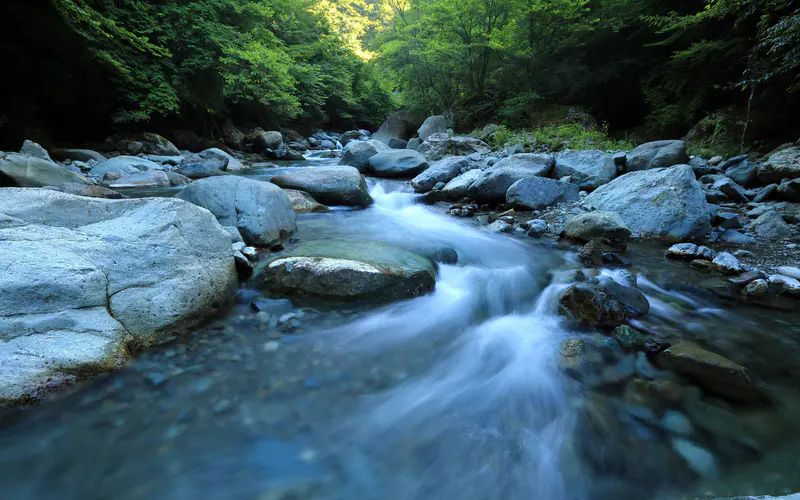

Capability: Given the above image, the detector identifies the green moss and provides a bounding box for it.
[486,123,633,152]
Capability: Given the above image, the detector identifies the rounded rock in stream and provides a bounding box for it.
[270,166,373,207]
[558,282,628,328]
[256,240,436,303]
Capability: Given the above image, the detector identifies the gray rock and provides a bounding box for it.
[109,170,171,189]
[166,171,191,187]
[526,219,548,237]
[708,156,724,166]
[51,149,107,163]
[245,129,283,152]
[625,140,689,172]
[367,150,429,178]
[726,160,759,187]
[270,166,373,207]
[564,211,631,244]
[750,210,793,240]
[90,156,162,179]
[136,132,181,156]
[417,115,448,141]
[778,178,800,202]
[712,252,743,275]
[744,279,769,298]
[712,178,749,203]
[467,153,554,203]
[553,150,616,190]
[177,177,297,246]
[596,276,650,318]
[441,169,482,201]
[506,177,579,210]
[665,243,716,261]
[283,189,329,214]
[388,138,408,149]
[48,183,125,199]
[713,211,742,229]
[558,282,627,328]
[722,229,757,245]
[178,162,228,179]
[662,411,693,437]
[319,140,336,150]
[410,156,469,193]
[777,266,800,280]
[199,148,246,171]
[373,110,419,145]
[224,226,245,244]
[0,152,91,187]
[341,130,367,146]
[407,138,422,151]
[339,140,390,172]
[488,220,512,233]
[221,121,245,149]
[257,240,436,303]
[671,439,716,478]
[583,165,712,241]
[417,134,491,162]
[0,189,237,403]
[20,140,52,161]
[718,154,749,170]
[767,274,800,297]
[758,146,800,184]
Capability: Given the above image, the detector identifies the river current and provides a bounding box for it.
[1,154,799,500]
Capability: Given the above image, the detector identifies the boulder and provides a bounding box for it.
[109,170,171,189]
[407,138,422,151]
[89,156,162,179]
[270,166,373,207]
[564,211,631,245]
[582,165,712,241]
[441,169,482,201]
[712,252,743,275]
[136,132,181,156]
[656,341,768,403]
[625,140,689,172]
[0,153,91,187]
[665,243,715,261]
[778,178,800,202]
[166,172,192,187]
[410,156,469,193]
[417,134,491,162]
[467,153,554,203]
[758,146,800,184]
[367,150,429,178]
[506,177,579,210]
[596,276,650,318]
[725,160,759,187]
[244,129,283,152]
[558,282,627,328]
[50,149,106,163]
[177,163,227,179]
[553,150,617,190]
[284,189,329,214]
[417,115,448,141]
[373,110,420,145]
[20,140,52,161]
[199,148,246,171]
[712,178,749,203]
[221,121,245,149]
[340,140,390,172]
[750,210,793,240]
[177,177,296,246]
[256,240,436,303]
[341,130,367,147]
[0,189,237,403]
[388,138,408,149]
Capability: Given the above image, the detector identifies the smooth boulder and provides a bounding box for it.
[367,150,429,178]
[199,148,246,171]
[564,211,631,244]
[270,166,373,207]
[109,170,171,189]
[758,146,800,184]
[583,165,712,241]
[417,134,491,162]
[0,189,237,403]
[340,140,390,172]
[410,156,470,193]
[257,240,436,303]
[625,140,689,172]
[90,156,162,179]
[177,177,296,247]
[417,115,448,141]
[553,150,616,190]
[0,152,91,187]
[467,153,554,203]
[506,177,579,210]
[441,169,483,201]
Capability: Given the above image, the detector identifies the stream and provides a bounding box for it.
[1,154,800,500]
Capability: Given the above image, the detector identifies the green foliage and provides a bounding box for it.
[487,123,633,152]
[50,0,395,128]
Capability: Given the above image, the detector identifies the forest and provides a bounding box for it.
[1,0,798,152]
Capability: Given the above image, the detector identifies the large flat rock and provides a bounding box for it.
[0,189,238,404]
[270,166,373,207]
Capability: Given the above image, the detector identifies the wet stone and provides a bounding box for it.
[611,325,648,350]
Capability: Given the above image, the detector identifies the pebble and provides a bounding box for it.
[662,411,693,437]
[671,439,717,478]
[263,341,280,352]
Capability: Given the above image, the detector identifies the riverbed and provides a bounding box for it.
[1,154,799,500]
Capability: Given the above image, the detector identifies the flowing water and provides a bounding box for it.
[2,154,800,500]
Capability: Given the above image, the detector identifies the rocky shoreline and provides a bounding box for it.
[1,113,799,499]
